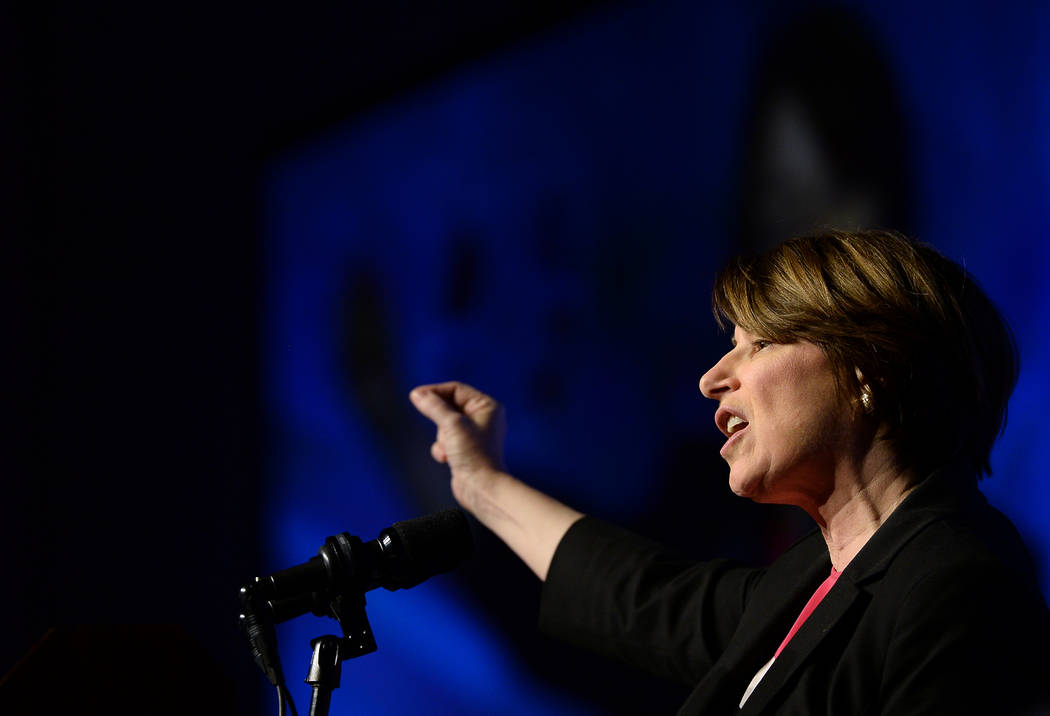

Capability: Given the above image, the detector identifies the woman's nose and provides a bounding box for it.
[699,355,738,399]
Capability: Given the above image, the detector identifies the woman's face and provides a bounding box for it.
[699,325,861,506]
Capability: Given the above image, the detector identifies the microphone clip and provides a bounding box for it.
[239,531,381,687]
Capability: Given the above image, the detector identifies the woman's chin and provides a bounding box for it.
[728,471,762,499]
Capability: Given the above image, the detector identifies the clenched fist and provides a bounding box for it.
[409,382,507,513]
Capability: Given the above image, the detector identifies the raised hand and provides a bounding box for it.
[408,381,582,581]
[409,381,507,513]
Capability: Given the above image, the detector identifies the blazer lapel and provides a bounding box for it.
[737,577,863,715]
[675,534,831,715]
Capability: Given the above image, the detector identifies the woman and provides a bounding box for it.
[409,230,1049,714]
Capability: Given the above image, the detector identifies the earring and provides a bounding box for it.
[860,387,873,413]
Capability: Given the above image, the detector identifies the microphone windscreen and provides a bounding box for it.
[381,508,473,590]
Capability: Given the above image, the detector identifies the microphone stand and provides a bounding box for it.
[305,636,341,716]
[303,592,377,716]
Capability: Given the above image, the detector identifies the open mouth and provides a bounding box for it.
[720,417,750,457]
[727,415,749,435]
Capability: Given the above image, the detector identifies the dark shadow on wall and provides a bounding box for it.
[734,6,916,252]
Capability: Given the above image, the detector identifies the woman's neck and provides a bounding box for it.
[810,451,917,572]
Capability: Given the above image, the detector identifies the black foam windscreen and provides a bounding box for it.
[380,508,473,590]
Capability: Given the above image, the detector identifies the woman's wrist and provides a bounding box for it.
[453,467,508,521]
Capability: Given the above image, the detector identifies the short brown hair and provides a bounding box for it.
[712,229,1017,478]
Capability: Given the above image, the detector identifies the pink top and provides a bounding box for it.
[773,567,841,658]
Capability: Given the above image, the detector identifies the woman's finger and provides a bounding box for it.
[409,387,460,423]
[416,382,493,412]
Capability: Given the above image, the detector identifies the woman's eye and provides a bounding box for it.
[752,340,771,352]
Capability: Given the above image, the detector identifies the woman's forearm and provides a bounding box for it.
[465,469,583,581]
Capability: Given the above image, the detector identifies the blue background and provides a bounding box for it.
[262,1,1050,713]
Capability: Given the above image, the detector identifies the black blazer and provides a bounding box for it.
[540,466,1050,715]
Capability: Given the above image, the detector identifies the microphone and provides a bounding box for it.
[239,509,472,688]
[253,508,473,624]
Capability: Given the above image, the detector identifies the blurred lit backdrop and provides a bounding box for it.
[264,1,1050,713]
[7,1,1049,714]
